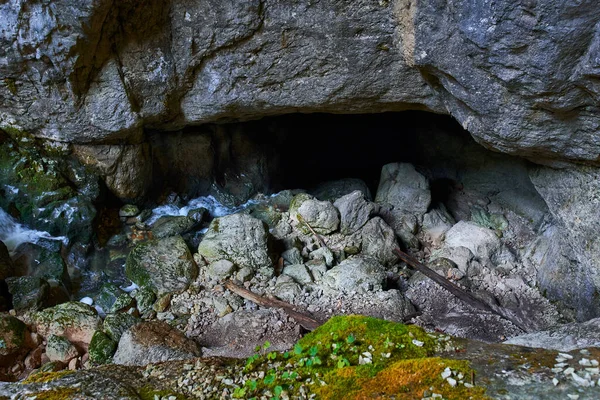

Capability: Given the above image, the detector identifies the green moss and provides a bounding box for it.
[88,330,117,365]
[3,78,17,95]
[22,370,74,384]
[240,315,482,399]
[29,388,77,400]
[125,241,154,289]
[137,386,185,400]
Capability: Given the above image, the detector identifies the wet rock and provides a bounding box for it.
[504,317,600,352]
[5,276,49,311]
[0,314,31,367]
[113,321,201,366]
[151,215,196,239]
[126,235,198,296]
[0,240,14,280]
[187,207,207,223]
[295,199,340,235]
[311,178,372,201]
[32,302,102,351]
[118,205,139,218]
[197,214,272,273]
[360,217,399,266]
[103,313,141,343]
[133,286,155,314]
[375,163,431,215]
[334,190,375,235]
[444,221,502,263]
[88,331,118,365]
[12,243,70,289]
[248,203,282,228]
[45,335,79,363]
[94,283,126,313]
[322,255,386,294]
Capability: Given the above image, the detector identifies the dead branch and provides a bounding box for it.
[224,280,323,331]
[394,248,531,333]
[297,214,329,250]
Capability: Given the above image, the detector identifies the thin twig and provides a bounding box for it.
[297,214,329,250]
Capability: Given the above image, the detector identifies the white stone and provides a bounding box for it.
[446,377,457,387]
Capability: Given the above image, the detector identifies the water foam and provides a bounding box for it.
[147,195,259,224]
[0,208,68,254]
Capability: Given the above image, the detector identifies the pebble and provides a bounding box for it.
[564,367,575,375]
[552,378,559,386]
[441,368,452,379]
[412,339,424,347]
[446,377,457,387]
[567,394,579,400]
[579,358,592,367]
[558,353,574,360]
[571,372,590,387]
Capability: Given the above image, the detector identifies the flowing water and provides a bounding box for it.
[0,208,67,255]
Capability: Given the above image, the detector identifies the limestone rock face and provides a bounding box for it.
[528,166,600,321]
[1,0,598,167]
[113,321,201,366]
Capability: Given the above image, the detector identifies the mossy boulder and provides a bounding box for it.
[95,283,133,313]
[88,331,118,365]
[45,335,79,363]
[133,286,156,314]
[103,313,140,342]
[32,302,101,350]
[125,235,197,296]
[0,314,31,366]
[5,276,50,311]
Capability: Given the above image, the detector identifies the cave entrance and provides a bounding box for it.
[148,111,472,209]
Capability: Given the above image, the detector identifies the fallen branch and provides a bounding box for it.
[224,280,323,331]
[394,248,531,333]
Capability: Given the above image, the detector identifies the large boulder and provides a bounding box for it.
[0,240,14,281]
[322,255,386,294]
[375,163,431,215]
[32,302,102,351]
[125,235,198,296]
[197,214,272,272]
[334,190,375,235]
[360,217,400,266]
[113,321,201,366]
[443,221,502,263]
[0,314,32,367]
[5,276,49,311]
[504,318,600,352]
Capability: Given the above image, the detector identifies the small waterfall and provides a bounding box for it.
[147,195,260,224]
[0,208,67,254]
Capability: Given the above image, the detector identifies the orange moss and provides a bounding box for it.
[316,358,490,400]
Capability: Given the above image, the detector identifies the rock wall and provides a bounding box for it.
[1,0,599,165]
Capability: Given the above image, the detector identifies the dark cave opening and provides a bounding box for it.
[147,111,474,205]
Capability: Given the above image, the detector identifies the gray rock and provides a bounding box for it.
[187,207,208,223]
[360,217,399,266]
[197,214,272,272]
[95,283,126,314]
[376,206,420,250]
[113,321,201,366]
[322,255,386,294]
[444,221,502,263]
[296,199,340,235]
[151,215,196,239]
[430,246,474,274]
[273,275,302,302]
[311,179,372,201]
[334,190,375,235]
[504,318,600,352]
[282,264,313,285]
[528,166,600,320]
[422,207,455,246]
[375,163,431,215]
[119,205,139,218]
[125,235,198,296]
[45,335,79,363]
[281,248,303,266]
[88,330,118,365]
[133,286,156,315]
[206,259,236,281]
[309,247,334,267]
